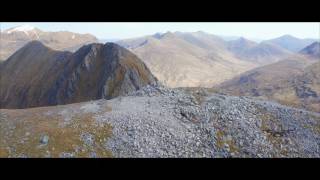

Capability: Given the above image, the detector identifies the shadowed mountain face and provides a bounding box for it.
[0,41,157,109]
[264,35,317,52]
[299,42,320,58]
[290,62,320,111]
[0,25,98,61]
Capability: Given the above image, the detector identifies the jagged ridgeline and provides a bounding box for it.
[0,41,157,109]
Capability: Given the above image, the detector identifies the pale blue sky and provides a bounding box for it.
[1,22,319,40]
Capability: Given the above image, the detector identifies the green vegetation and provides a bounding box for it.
[215,130,239,154]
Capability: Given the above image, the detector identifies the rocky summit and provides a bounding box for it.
[1,85,319,158]
[0,41,157,109]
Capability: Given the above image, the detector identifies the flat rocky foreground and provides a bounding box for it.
[1,85,319,157]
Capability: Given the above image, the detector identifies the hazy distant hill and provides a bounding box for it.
[117,32,257,87]
[174,31,228,51]
[227,38,293,65]
[299,42,320,58]
[218,35,242,41]
[0,25,98,61]
[264,35,317,52]
[217,43,320,112]
[117,32,305,87]
[0,41,157,108]
[99,38,120,43]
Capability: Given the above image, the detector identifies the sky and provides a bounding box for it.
[1,22,319,40]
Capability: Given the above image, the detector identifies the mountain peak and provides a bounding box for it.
[21,40,50,51]
[192,31,207,35]
[278,34,299,40]
[104,42,122,48]
[78,42,127,55]
[228,37,257,49]
[1,42,157,108]
[238,37,248,41]
[4,25,36,34]
[265,34,317,52]
[159,31,175,38]
[26,40,45,46]
[1,27,98,61]
[237,37,253,43]
[299,42,320,57]
[152,32,163,39]
[77,42,126,53]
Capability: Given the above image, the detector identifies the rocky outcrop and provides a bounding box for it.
[0,41,157,108]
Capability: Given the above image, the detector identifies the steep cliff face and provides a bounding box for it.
[0,41,157,109]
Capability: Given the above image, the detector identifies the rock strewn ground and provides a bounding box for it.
[0,85,319,157]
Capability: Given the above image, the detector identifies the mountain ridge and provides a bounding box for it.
[117,32,257,87]
[0,25,98,61]
[299,42,320,58]
[0,41,157,109]
[217,44,320,113]
[263,34,318,52]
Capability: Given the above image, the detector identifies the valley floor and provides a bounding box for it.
[0,86,319,157]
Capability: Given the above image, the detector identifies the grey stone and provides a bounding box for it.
[40,135,49,145]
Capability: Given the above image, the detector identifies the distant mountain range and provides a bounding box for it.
[117,31,317,87]
[1,27,320,158]
[219,35,263,42]
[1,26,319,110]
[0,41,156,108]
[263,35,317,52]
[117,31,257,87]
[227,37,293,65]
[0,25,98,61]
[217,42,320,112]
